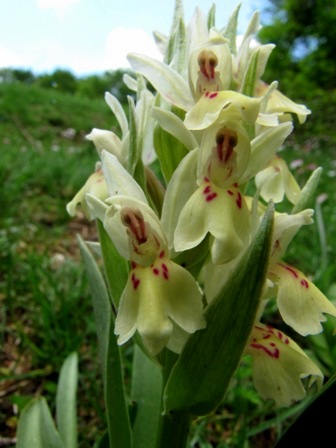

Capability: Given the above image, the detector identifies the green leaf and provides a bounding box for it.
[127,95,138,176]
[95,431,110,448]
[275,374,336,447]
[291,167,323,214]
[131,345,163,448]
[78,235,132,448]
[56,352,78,448]
[16,397,64,448]
[207,3,216,29]
[105,321,132,448]
[96,221,129,309]
[164,203,274,415]
[167,18,187,74]
[166,0,184,65]
[241,50,259,98]
[126,96,147,193]
[78,234,112,373]
[144,165,165,216]
[153,122,188,184]
[222,3,241,54]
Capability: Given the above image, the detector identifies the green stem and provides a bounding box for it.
[155,350,191,448]
[156,411,191,448]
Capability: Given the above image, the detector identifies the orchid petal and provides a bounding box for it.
[184,90,261,130]
[163,260,206,332]
[105,92,128,137]
[255,157,301,204]
[256,84,311,124]
[101,151,148,203]
[122,73,138,92]
[85,193,109,222]
[152,107,198,152]
[197,119,251,188]
[161,148,198,250]
[135,89,157,165]
[127,53,194,111]
[270,263,336,335]
[247,324,323,407]
[86,128,124,162]
[174,182,250,264]
[272,209,314,261]
[241,122,293,182]
[115,257,205,355]
[66,168,108,220]
[104,196,168,261]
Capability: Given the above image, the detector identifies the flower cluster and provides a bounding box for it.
[67,2,336,407]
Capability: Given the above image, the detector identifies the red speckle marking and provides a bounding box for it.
[250,343,280,359]
[152,268,159,275]
[280,264,299,278]
[236,191,242,209]
[202,183,218,202]
[206,192,218,201]
[204,91,218,99]
[161,263,169,280]
[227,190,234,196]
[301,279,309,288]
[131,273,140,290]
[159,250,165,258]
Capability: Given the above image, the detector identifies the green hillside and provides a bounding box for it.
[0,82,117,445]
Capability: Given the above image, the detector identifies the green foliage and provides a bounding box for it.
[16,352,78,448]
[37,69,78,94]
[78,236,132,448]
[0,82,113,445]
[0,68,35,84]
[259,0,336,91]
[0,67,135,102]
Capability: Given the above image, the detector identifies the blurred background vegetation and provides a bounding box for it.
[0,0,336,446]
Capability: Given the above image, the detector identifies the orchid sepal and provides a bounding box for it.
[246,323,323,407]
[269,263,336,336]
[184,90,261,130]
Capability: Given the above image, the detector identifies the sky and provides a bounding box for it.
[0,0,263,77]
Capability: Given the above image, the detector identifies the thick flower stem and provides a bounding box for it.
[156,411,191,448]
[155,349,191,448]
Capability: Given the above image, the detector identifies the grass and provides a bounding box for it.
[1,81,336,447]
[0,82,112,446]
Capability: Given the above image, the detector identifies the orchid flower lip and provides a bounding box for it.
[114,251,206,355]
